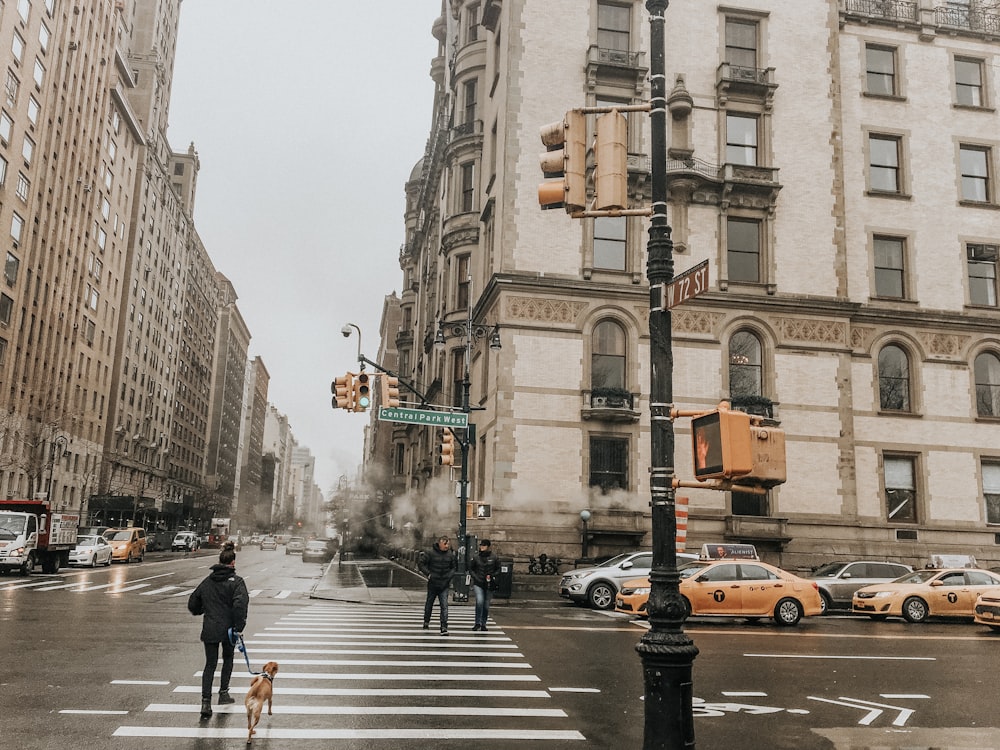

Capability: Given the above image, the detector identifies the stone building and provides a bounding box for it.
[373,0,1000,570]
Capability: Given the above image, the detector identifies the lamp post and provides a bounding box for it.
[46,435,69,506]
[434,291,501,602]
[341,323,364,371]
[579,509,591,559]
[636,2,699,748]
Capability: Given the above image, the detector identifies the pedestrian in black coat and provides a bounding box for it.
[469,539,500,631]
[418,536,457,634]
[188,548,249,719]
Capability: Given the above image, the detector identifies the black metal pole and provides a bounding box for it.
[636,2,698,748]
[456,375,470,602]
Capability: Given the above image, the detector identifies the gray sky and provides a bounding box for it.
[167,1,440,493]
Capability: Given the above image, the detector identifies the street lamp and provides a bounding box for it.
[46,435,69,507]
[579,509,591,559]
[341,323,364,370]
[433,290,501,602]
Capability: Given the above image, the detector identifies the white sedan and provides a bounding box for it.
[69,534,113,567]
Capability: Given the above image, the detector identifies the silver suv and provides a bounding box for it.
[807,560,912,613]
[559,551,698,610]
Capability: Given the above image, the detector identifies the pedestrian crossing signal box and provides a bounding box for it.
[691,403,786,488]
[467,502,491,519]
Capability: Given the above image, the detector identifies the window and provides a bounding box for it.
[15,173,28,201]
[726,114,758,165]
[0,156,6,187]
[960,145,990,202]
[592,320,626,390]
[5,70,18,107]
[597,2,630,51]
[878,344,910,411]
[865,45,896,96]
[0,110,10,142]
[10,212,23,244]
[21,134,33,165]
[869,134,901,193]
[975,352,1000,417]
[460,162,474,212]
[873,235,905,298]
[451,351,464,409]
[594,216,626,270]
[732,491,767,516]
[4,252,18,286]
[38,23,50,53]
[727,217,760,282]
[984,461,1000,524]
[17,0,29,24]
[729,330,762,397]
[463,79,477,125]
[0,337,6,365]
[589,436,628,492]
[0,293,11,325]
[456,254,470,311]
[26,96,38,125]
[32,59,44,88]
[12,33,25,64]
[955,57,984,106]
[968,243,998,306]
[725,18,757,69]
[466,4,479,43]
[884,455,917,523]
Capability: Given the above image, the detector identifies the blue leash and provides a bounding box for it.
[229,627,261,675]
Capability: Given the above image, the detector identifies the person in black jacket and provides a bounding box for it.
[469,538,500,631]
[418,536,457,634]
[188,548,250,719]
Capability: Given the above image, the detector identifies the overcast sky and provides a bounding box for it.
[166,1,440,494]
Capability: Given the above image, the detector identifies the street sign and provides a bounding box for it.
[650,259,709,311]
[377,407,468,428]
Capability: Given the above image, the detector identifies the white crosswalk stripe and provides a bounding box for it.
[0,576,299,601]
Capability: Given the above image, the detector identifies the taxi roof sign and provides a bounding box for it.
[700,543,759,561]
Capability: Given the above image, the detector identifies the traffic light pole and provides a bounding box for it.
[636,2,699,749]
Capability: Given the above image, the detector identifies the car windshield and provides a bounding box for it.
[305,542,325,550]
[893,570,941,584]
[595,553,632,568]
[110,531,132,541]
[289,537,304,544]
[76,535,98,546]
[0,517,25,539]
[811,562,846,577]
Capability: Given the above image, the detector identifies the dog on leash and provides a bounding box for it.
[244,661,279,744]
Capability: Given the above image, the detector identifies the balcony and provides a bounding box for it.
[585,45,647,92]
[663,157,782,211]
[716,63,778,107]
[935,5,1000,35]
[582,388,640,423]
[843,0,918,23]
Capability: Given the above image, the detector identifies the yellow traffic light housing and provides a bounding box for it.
[538,110,587,213]
[690,403,786,488]
[331,373,354,411]
[353,372,372,412]
[593,110,628,211]
[439,429,455,466]
[380,375,400,408]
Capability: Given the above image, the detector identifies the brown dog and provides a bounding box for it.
[244,661,279,744]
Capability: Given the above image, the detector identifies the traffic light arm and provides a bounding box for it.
[672,477,768,495]
[358,355,430,408]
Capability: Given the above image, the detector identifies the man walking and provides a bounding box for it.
[418,535,456,634]
[188,547,249,719]
[469,538,500,631]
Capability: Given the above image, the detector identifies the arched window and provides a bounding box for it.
[975,351,1000,417]
[729,330,762,398]
[878,344,910,411]
[591,320,626,391]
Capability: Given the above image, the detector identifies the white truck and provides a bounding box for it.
[0,499,79,574]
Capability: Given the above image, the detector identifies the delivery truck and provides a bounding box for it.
[0,499,79,574]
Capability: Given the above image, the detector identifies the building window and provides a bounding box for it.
[594,216,626,270]
[960,145,990,202]
[725,114,758,166]
[968,243,998,306]
[26,96,37,125]
[878,344,911,411]
[589,436,628,492]
[865,45,896,96]
[4,252,18,286]
[0,110,10,142]
[597,2,630,51]
[725,17,757,70]
[21,134,33,166]
[10,212,23,244]
[32,59,44,88]
[0,293,12,325]
[15,173,28,201]
[984,461,1000,524]
[592,320,626,391]
[873,235,905,298]
[11,33,25,64]
[869,134,901,193]
[17,0,29,23]
[4,70,18,107]
[466,4,479,44]
[975,351,1000,417]
[38,23,50,53]
[729,330,762,397]
[0,155,6,187]
[451,351,464,409]
[460,162,475,212]
[884,455,917,523]
[0,336,6,365]
[732,491,767,517]
[955,57,984,106]
[727,217,760,283]
[456,254,470,311]
[463,79,477,126]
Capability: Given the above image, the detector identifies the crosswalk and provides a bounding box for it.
[107,602,588,743]
[0,572,301,600]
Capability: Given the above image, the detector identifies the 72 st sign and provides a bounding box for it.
[650,259,709,312]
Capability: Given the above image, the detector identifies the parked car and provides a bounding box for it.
[69,534,113,567]
[973,589,1000,630]
[852,567,1000,622]
[285,536,306,555]
[302,539,333,564]
[807,560,913,613]
[104,527,146,563]
[559,551,655,610]
[616,560,709,617]
[259,535,278,551]
[171,531,200,552]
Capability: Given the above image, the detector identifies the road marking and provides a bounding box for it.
[146,703,567,717]
[239,646,522,657]
[106,583,153,593]
[141,585,183,595]
[881,693,930,699]
[60,709,129,715]
[249,589,264,597]
[745,653,935,661]
[275,590,292,599]
[253,659,531,668]
[113,727,586,740]
[193,670,540,682]
[722,691,768,697]
[808,695,915,726]
[243,639,520,649]
[173,686,552,698]
[112,680,171,685]
[548,687,601,693]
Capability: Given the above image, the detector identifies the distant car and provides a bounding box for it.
[807,560,913,614]
[973,589,1000,630]
[105,527,146,563]
[302,539,332,564]
[69,534,113,567]
[559,551,653,610]
[853,567,1000,622]
[171,532,200,552]
[259,535,277,551]
[285,536,306,555]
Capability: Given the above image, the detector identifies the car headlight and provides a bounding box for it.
[634,587,651,596]
[871,591,895,599]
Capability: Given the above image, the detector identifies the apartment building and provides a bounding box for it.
[374,0,1000,569]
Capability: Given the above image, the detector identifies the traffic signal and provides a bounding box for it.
[593,110,628,210]
[538,109,586,213]
[690,404,786,488]
[380,375,400,408]
[331,373,354,410]
[352,372,372,412]
[439,429,455,466]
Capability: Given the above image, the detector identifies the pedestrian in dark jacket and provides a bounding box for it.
[188,548,249,719]
[469,538,500,631]
[418,536,457,634]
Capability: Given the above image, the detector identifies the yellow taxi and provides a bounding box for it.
[973,589,1000,630]
[852,567,1000,623]
[616,558,823,626]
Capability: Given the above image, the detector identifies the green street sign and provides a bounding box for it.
[377,407,468,428]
